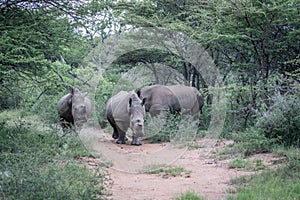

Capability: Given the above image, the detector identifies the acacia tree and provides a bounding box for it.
[0,0,115,108]
[113,0,299,130]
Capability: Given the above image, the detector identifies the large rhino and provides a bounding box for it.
[166,85,204,117]
[57,87,92,129]
[106,91,146,145]
[136,85,181,117]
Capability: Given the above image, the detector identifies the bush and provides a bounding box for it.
[227,128,275,156]
[256,94,300,147]
[0,121,105,199]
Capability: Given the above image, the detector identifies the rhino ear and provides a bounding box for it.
[70,87,80,95]
[129,97,133,107]
[142,98,146,105]
[136,89,141,98]
[68,97,72,105]
[70,87,75,95]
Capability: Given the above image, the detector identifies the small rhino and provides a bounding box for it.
[106,91,146,145]
[57,87,92,130]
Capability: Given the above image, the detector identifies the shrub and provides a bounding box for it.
[256,94,300,147]
[227,128,275,156]
[0,121,105,199]
[95,78,115,128]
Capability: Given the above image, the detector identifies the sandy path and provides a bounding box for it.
[106,146,255,200]
[79,126,278,200]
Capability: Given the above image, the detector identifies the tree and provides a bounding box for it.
[0,0,115,108]
[112,0,299,130]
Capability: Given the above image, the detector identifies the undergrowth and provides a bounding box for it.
[227,133,300,200]
[0,111,105,200]
[175,190,205,200]
[228,166,300,200]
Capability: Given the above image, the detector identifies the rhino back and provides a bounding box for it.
[141,85,181,114]
[106,91,131,132]
[167,85,200,115]
[57,93,74,123]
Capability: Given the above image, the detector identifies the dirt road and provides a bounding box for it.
[79,127,278,200]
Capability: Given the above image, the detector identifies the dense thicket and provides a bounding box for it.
[111,0,300,141]
[0,0,299,142]
[0,0,114,109]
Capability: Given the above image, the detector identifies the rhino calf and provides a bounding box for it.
[57,87,92,130]
[106,91,146,145]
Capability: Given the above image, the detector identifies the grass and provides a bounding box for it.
[227,135,300,200]
[228,159,252,170]
[0,110,105,199]
[228,167,300,200]
[141,164,191,177]
[175,190,205,200]
[228,158,266,171]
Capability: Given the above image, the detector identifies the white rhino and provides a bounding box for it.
[106,91,146,145]
[136,85,181,117]
[166,85,204,117]
[57,87,92,130]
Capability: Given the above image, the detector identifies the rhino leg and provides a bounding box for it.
[107,116,119,139]
[131,137,142,146]
[112,130,119,139]
[116,130,126,144]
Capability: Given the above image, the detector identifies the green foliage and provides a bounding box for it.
[0,0,113,110]
[198,102,212,131]
[274,147,300,172]
[228,158,266,171]
[142,165,190,177]
[256,94,300,147]
[95,77,115,127]
[223,82,257,133]
[144,113,181,143]
[175,190,205,200]
[228,167,300,200]
[227,128,275,156]
[230,175,253,186]
[0,116,104,199]
[228,159,252,170]
[229,147,300,200]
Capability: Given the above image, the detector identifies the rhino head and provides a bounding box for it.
[70,87,89,126]
[128,93,146,139]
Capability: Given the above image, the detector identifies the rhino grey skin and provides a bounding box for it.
[106,91,146,145]
[136,85,181,117]
[57,87,92,129]
[166,85,204,117]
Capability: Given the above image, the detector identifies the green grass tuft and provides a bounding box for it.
[141,165,191,177]
[228,158,266,171]
[175,190,205,200]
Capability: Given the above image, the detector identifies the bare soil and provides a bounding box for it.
[79,127,280,200]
